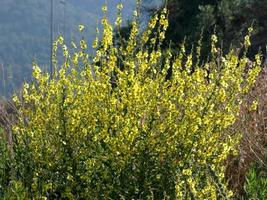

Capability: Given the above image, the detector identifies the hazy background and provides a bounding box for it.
[0,0,143,96]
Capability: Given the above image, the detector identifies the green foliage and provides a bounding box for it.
[2,180,28,200]
[7,3,261,199]
[244,164,267,199]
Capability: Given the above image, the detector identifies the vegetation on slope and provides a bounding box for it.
[0,3,263,199]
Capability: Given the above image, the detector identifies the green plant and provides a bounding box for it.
[244,164,267,199]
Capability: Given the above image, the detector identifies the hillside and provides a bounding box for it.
[0,0,136,96]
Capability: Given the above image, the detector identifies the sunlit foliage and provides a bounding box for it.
[4,3,261,199]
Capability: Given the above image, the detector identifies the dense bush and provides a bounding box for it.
[1,3,261,199]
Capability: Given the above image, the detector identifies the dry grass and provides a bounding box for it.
[226,66,267,195]
[0,98,18,149]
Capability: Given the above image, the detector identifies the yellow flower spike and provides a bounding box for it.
[80,39,87,50]
[250,100,258,111]
[102,5,107,13]
[133,10,138,17]
[58,35,64,44]
[244,35,251,48]
[78,24,85,32]
[115,16,122,26]
[32,64,42,79]
[117,3,123,10]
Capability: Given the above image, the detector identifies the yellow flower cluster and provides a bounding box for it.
[12,3,261,199]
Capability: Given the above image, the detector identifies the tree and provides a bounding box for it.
[141,0,267,57]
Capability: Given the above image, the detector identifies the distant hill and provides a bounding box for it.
[0,0,137,96]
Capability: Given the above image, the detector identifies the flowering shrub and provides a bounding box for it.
[8,3,261,199]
